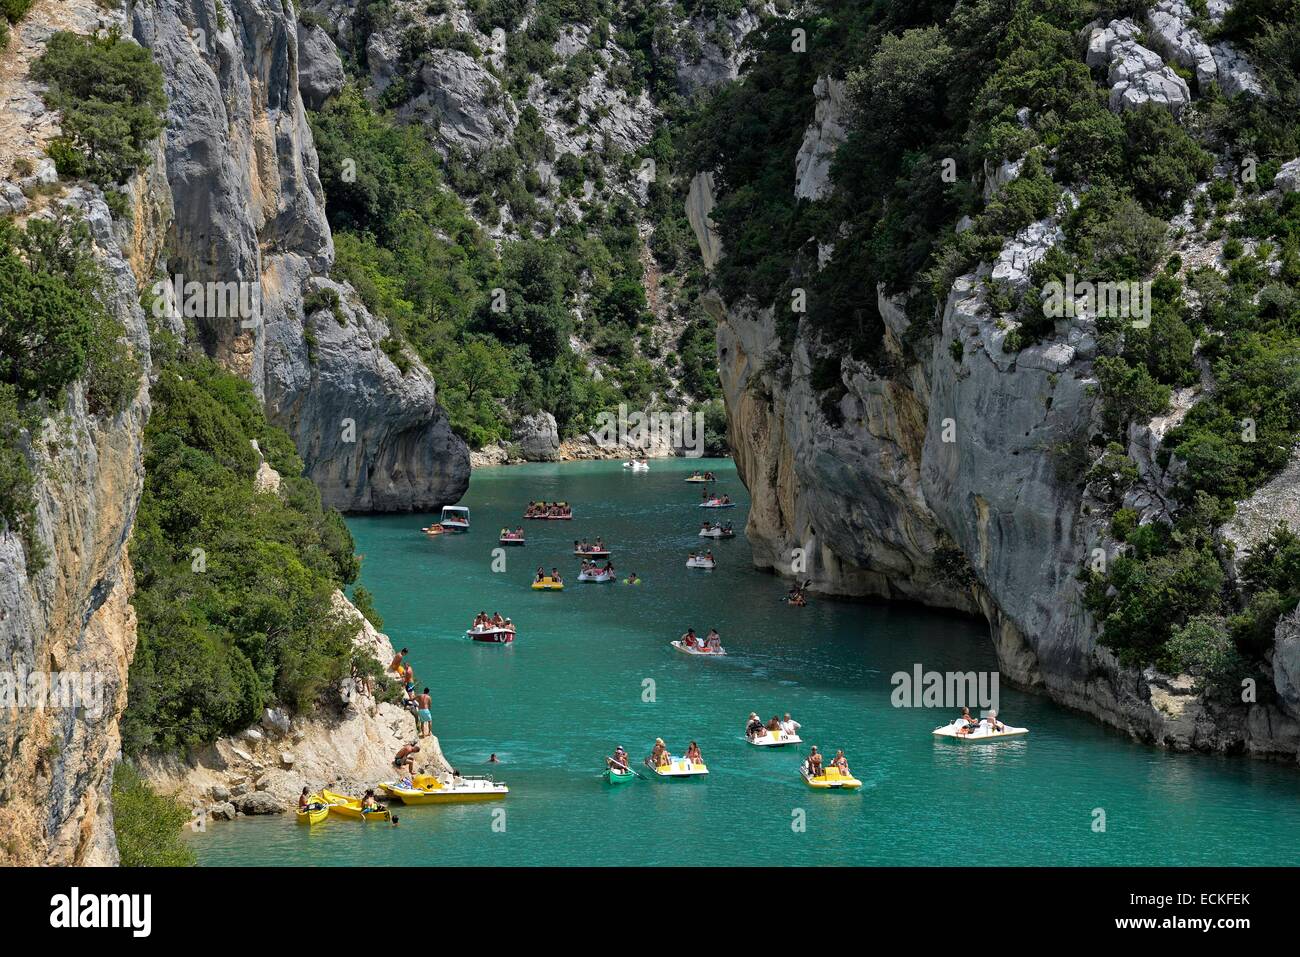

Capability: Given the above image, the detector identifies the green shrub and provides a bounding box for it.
[111,761,195,867]
[32,30,166,186]
[1,0,35,23]
[123,353,365,754]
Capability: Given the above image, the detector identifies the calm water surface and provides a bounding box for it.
[190,459,1300,866]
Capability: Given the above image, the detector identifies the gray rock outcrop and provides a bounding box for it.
[793,76,849,201]
[1277,158,1300,193]
[297,22,346,109]
[513,412,561,462]
[132,0,470,512]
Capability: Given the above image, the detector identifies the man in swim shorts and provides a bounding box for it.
[417,688,432,738]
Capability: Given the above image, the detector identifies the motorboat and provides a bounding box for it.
[467,625,515,643]
[439,505,470,533]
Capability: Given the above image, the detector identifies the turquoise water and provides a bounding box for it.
[190,459,1300,866]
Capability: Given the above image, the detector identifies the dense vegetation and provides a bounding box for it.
[111,761,195,867]
[310,86,694,446]
[0,214,140,568]
[32,30,166,191]
[122,347,366,754]
[681,0,1300,686]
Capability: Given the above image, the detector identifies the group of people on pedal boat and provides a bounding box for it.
[535,566,564,584]
[646,738,704,768]
[471,611,514,632]
[574,538,608,554]
[524,501,571,518]
[951,706,1008,735]
[687,469,718,481]
[680,627,723,652]
[499,527,525,541]
[687,549,716,562]
[745,712,801,741]
[803,745,852,779]
[580,558,615,576]
[700,520,734,534]
[700,490,733,505]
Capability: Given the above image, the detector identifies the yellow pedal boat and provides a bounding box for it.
[531,576,565,590]
[320,788,392,821]
[800,765,862,789]
[378,774,508,804]
[643,757,708,778]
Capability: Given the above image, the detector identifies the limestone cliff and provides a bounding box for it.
[700,36,1300,762]
[130,0,470,511]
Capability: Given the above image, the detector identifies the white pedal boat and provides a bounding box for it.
[578,569,615,583]
[932,719,1029,742]
[644,757,708,778]
[670,640,726,656]
[685,556,715,569]
[747,729,801,747]
[698,500,735,509]
[699,526,734,538]
[623,460,649,471]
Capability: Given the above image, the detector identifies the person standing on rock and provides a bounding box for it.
[416,688,432,738]
[390,648,409,675]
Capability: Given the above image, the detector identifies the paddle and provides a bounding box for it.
[605,755,647,781]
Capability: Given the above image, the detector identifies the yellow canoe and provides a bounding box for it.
[296,794,329,825]
[320,788,392,821]
[800,765,862,789]
[531,577,565,590]
[378,774,508,804]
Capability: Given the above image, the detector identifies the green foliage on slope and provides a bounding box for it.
[123,351,363,754]
[111,762,195,867]
[32,29,166,186]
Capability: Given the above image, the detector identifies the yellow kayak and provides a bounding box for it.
[320,788,392,821]
[800,765,862,789]
[531,576,565,590]
[379,774,508,804]
[296,795,329,825]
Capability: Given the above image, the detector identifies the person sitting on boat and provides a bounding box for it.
[723,521,733,533]
[745,713,764,739]
[767,715,782,733]
[806,746,824,777]
[503,617,514,632]
[701,521,712,532]
[986,710,1005,733]
[535,566,546,582]
[682,628,699,649]
[491,612,506,628]
[704,629,722,652]
[607,746,631,773]
[550,567,562,583]
[705,550,714,562]
[955,707,978,735]
[685,741,703,766]
[832,749,851,777]
[394,742,420,777]
[780,713,801,737]
[361,789,381,812]
[298,787,312,810]
[648,738,668,767]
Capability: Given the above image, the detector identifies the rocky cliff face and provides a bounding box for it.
[0,183,159,864]
[130,0,469,511]
[702,59,1300,761]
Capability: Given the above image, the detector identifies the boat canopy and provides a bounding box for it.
[440,505,470,523]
